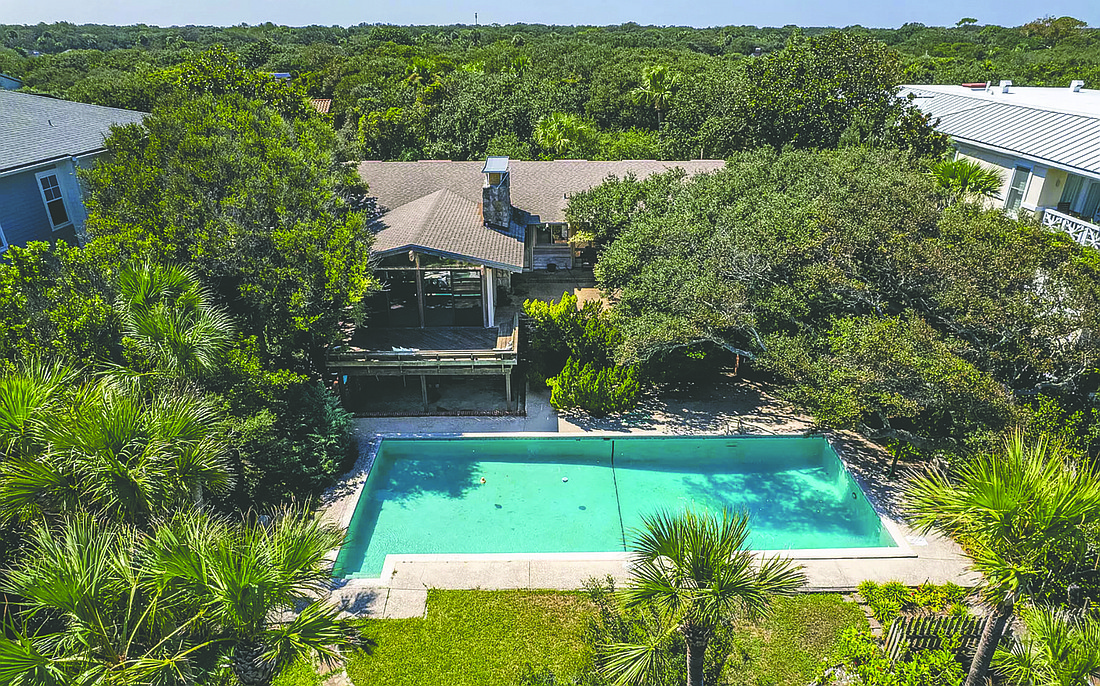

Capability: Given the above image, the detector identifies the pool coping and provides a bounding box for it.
[325,431,918,583]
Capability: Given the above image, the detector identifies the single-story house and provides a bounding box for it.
[0,90,146,250]
[329,156,724,410]
[902,80,1100,247]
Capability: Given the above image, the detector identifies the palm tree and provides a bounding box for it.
[0,514,206,685]
[928,158,1004,203]
[631,65,681,128]
[602,508,805,686]
[534,112,598,159]
[994,605,1100,685]
[116,261,234,380]
[905,431,1100,686]
[0,379,233,526]
[0,358,77,461]
[147,507,356,686]
[404,59,439,88]
[1,509,357,686]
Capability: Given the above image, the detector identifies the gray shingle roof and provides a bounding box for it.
[0,90,146,172]
[359,159,724,271]
[358,159,726,224]
[371,188,526,270]
[902,86,1100,178]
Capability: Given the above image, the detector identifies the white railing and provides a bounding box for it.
[1041,208,1100,249]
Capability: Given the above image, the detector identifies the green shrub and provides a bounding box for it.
[857,581,969,625]
[226,380,356,508]
[522,293,619,385]
[548,357,641,416]
[819,627,965,686]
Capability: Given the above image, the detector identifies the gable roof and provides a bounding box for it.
[371,188,526,270]
[902,85,1100,178]
[358,159,726,225]
[0,90,146,173]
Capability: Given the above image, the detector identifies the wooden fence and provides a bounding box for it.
[885,615,988,663]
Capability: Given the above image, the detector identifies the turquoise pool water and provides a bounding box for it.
[333,435,896,579]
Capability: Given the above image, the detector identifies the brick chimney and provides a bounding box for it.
[482,156,512,228]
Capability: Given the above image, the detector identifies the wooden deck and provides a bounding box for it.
[328,314,519,378]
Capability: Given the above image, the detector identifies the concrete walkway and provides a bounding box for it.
[320,380,976,618]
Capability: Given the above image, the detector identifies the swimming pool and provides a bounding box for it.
[332,434,900,579]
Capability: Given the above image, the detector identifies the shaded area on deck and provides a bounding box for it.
[348,320,514,354]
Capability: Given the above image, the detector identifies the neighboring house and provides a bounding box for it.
[0,90,145,250]
[331,156,723,410]
[0,73,23,90]
[902,81,1100,248]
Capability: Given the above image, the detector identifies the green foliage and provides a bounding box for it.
[604,508,805,686]
[0,241,118,368]
[906,431,1100,606]
[587,146,1100,449]
[523,293,619,384]
[0,371,233,527]
[993,605,1100,686]
[83,93,375,370]
[929,157,1004,203]
[115,261,234,379]
[821,627,966,686]
[548,358,640,417]
[524,293,643,415]
[228,380,355,508]
[0,507,352,686]
[534,112,599,158]
[857,581,970,625]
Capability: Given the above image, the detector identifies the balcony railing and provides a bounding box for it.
[1041,208,1100,249]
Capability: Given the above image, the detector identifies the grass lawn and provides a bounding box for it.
[345,589,593,686]
[327,589,865,686]
[722,594,868,685]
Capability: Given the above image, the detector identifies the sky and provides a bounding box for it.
[0,0,1096,29]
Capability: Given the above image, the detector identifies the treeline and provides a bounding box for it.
[0,18,1096,162]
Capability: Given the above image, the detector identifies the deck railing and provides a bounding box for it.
[1041,208,1100,248]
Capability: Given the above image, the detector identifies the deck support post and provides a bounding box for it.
[504,371,512,409]
[420,375,429,411]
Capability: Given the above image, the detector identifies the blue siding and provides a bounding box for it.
[0,168,59,247]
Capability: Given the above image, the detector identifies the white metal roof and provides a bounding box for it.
[901,85,1100,178]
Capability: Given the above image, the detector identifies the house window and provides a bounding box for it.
[0,222,8,253]
[1004,166,1030,213]
[35,171,71,230]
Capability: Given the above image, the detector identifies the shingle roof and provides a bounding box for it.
[371,188,526,270]
[0,91,146,172]
[358,159,726,224]
[902,85,1100,178]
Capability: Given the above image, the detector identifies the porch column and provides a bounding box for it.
[484,267,496,328]
[420,375,429,412]
[504,370,512,409]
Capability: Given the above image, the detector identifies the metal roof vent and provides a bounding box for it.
[999,80,1012,93]
[1071,80,1085,92]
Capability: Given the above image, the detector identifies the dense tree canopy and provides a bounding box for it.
[83,92,374,370]
[581,147,1100,450]
[11,17,1096,162]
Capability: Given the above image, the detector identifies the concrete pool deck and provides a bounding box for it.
[319,382,977,619]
